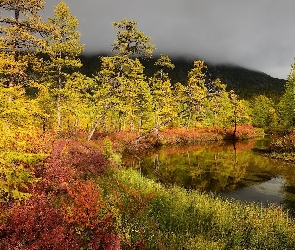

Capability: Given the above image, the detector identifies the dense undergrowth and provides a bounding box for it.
[1,126,295,249]
[103,124,264,153]
[258,131,295,162]
[0,132,116,249]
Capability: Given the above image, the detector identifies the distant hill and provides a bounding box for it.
[80,55,286,101]
[208,64,286,100]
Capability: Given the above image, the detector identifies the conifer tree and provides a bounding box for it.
[88,19,155,140]
[0,83,45,202]
[42,1,84,132]
[112,19,155,58]
[0,0,49,87]
[177,60,208,129]
[252,95,277,128]
[229,90,252,138]
[110,19,155,132]
[135,79,154,133]
[229,90,238,139]
[205,78,232,127]
[154,54,175,80]
[92,56,152,133]
[278,61,295,127]
[61,72,95,135]
[150,55,176,128]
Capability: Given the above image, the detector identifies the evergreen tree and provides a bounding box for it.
[135,80,154,133]
[204,79,232,127]
[154,54,175,80]
[88,19,155,140]
[278,61,295,128]
[93,56,152,133]
[0,83,43,132]
[251,95,277,129]
[42,1,84,133]
[112,18,155,58]
[150,55,176,128]
[177,60,208,129]
[229,90,239,139]
[0,0,49,87]
[229,90,252,138]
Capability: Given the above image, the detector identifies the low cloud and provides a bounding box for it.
[43,0,295,79]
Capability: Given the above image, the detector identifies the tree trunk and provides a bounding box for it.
[154,113,158,128]
[87,117,101,142]
[138,117,142,135]
[87,103,110,141]
[9,10,20,89]
[130,119,134,133]
[57,66,62,134]
[232,106,237,140]
[118,113,122,132]
[186,109,192,130]
[57,93,61,131]
[135,109,186,143]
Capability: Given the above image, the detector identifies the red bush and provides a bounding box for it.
[62,180,119,249]
[49,140,107,176]
[0,195,80,250]
[34,139,108,194]
[225,124,258,140]
[88,232,121,250]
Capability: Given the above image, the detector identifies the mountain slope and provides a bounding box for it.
[80,55,286,100]
[208,64,285,100]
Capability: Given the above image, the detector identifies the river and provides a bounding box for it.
[122,138,295,215]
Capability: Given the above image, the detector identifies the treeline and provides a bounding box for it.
[80,56,286,100]
[0,0,294,142]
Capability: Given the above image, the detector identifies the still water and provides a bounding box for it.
[122,138,295,214]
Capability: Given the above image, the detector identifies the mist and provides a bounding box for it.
[43,0,295,79]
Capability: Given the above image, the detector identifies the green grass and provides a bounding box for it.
[97,168,295,249]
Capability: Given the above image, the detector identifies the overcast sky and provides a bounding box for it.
[43,0,295,79]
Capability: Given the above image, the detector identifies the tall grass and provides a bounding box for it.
[98,168,295,249]
[265,131,295,162]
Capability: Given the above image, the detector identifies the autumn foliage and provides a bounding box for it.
[269,131,295,153]
[62,180,119,249]
[0,195,80,249]
[0,136,121,249]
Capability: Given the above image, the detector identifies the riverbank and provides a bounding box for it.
[94,124,264,153]
[96,168,295,249]
[4,126,294,249]
[254,149,295,162]
[255,131,295,162]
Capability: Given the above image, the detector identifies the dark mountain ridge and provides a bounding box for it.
[80,55,286,100]
[208,63,285,100]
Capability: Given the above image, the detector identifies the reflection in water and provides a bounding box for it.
[221,177,285,206]
[122,138,295,214]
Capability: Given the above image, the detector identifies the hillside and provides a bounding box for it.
[209,64,286,100]
[80,55,286,100]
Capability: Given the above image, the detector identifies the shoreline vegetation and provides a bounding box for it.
[253,131,295,163]
[2,126,295,249]
[99,124,264,153]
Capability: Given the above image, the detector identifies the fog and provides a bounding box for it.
[43,0,295,79]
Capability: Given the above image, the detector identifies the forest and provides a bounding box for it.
[1,1,295,249]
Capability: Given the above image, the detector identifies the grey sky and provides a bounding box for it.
[43,0,295,79]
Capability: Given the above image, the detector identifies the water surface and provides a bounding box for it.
[122,139,295,214]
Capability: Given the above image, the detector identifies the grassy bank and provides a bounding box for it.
[97,168,295,249]
[3,126,291,249]
[260,131,295,162]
